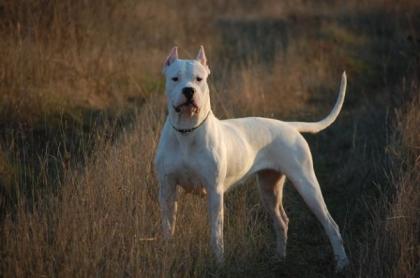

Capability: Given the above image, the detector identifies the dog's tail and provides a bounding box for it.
[289,72,347,134]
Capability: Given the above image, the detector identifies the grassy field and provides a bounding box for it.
[0,0,419,277]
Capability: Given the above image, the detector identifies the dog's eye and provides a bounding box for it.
[196,77,203,82]
[171,77,179,82]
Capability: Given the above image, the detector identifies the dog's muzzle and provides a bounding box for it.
[173,101,199,113]
[173,87,198,113]
[182,87,195,100]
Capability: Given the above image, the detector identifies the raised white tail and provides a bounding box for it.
[289,72,347,134]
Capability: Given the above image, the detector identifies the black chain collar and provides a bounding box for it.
[170,111,211,134]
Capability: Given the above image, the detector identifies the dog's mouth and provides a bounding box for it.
[174,101,199,115]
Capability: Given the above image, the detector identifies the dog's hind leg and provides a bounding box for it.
[257,170,289,259]
[286,160,349,271]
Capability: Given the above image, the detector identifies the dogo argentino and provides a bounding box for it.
[154,46,349,271]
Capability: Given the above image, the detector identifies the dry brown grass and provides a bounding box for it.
[354,84,420,278]
[385,86,419,277]
[0,0,419,277]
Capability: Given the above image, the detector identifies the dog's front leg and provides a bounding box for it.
[208,188,224,263]
[159,177,177,239]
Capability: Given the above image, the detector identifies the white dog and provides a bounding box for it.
[154,46,350,271]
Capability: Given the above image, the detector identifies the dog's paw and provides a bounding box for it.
[335,257,350,272]
[270,249,286,263]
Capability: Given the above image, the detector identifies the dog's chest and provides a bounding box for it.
[175,161,202,186]
[164,150,209,191]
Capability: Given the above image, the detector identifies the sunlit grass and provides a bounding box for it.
[0,0,418,277]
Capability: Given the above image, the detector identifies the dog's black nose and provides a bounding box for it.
[182,87,195,100]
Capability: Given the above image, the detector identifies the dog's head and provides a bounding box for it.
[162,46,211,129]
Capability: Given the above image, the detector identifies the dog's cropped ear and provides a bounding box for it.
[162,46,178,74]
[196,45,210,74]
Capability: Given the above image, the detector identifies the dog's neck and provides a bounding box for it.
[167,107,216,148]
[170,110,212,134]
[167,99,212,132]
